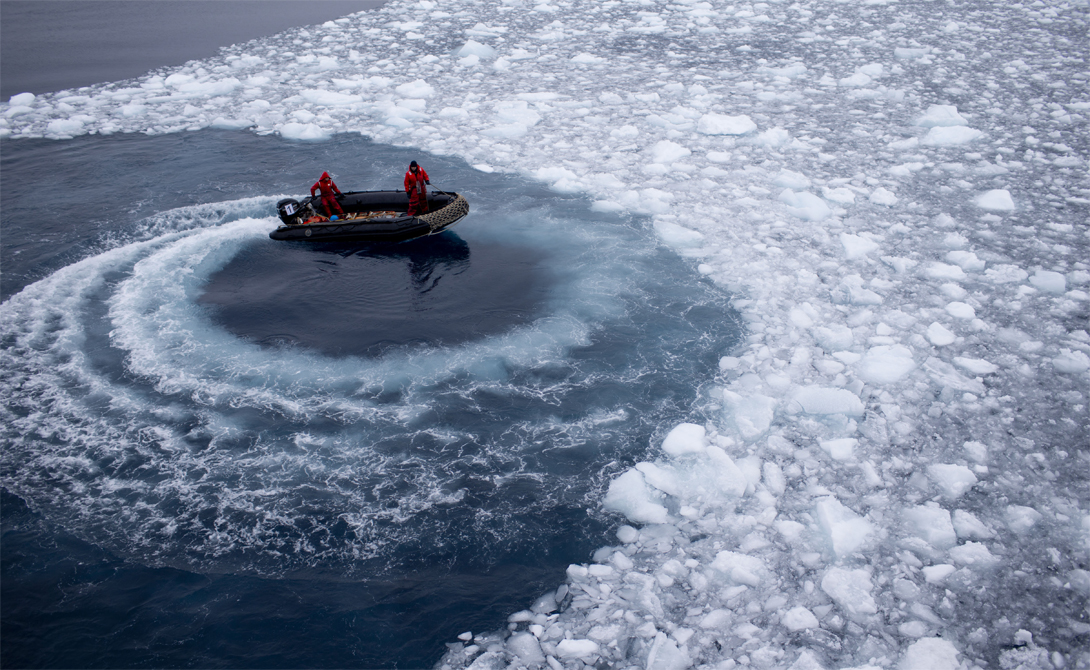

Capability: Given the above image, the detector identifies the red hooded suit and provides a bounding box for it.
[310,171,344,218]
[404,164,430,216]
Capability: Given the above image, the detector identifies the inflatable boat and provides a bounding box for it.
[270,190,469,242]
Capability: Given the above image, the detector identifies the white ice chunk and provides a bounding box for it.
[946,250,986,272]
[507,632,546,664]
[711,551,767,587]
[602,470,669,524]
[661,423,708,457]
[821,567,877,616]
[704,446,749,497]
[855,345,916,385]
[700,609,732,630]
[926,322,957,346]
[904,505,957,549]
[782,606,820,631]
[822,186,856,204]
[1029,270,1066,294]
[571,52,606,64]
[953,357,998,375]
[722,391,776,441]
[899,637,961,670]
[636,462,681,496]
[949,542,998,568]
[841,233,880,259]
[945,302,976,319]
[789,386,864,416]
[1053,350,1090,374]
[649,140,692,163]
[921,126,983,146]
[984,264,1029,284]
[697,113,757,135]
[924,358,986,394]
[952,510,995,539]
[774,169,811,190]
[646,632,690,670]
[819,438,856,461]
[868,187,899,206]
[915,105,968,128]
[815,497,873,557]
[813,325,854,351]
[922,564,957,583]
[1005,505,1042,534]
[556,639,600,659]
[927,464,978,499]
[8,92,35,105]
[975,189,1015,211]
[395,79,435,98]
[655,221,704,249]
[779,190,831,221]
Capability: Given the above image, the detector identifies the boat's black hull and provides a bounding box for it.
[269,191,469,242]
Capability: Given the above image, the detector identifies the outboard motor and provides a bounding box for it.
[277,198,305,225]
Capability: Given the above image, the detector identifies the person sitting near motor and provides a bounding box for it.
[311,171,345,219]
[404,161,430,216]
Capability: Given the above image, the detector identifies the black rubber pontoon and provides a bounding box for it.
[270,190,469,242]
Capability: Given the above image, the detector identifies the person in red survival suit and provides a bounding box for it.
[403,161,430,216]
[310,171,344,219]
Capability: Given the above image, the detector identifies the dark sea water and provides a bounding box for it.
[1,1,384,100]
[0,128,742,668]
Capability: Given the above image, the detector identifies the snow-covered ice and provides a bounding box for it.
[2,0,1087,668]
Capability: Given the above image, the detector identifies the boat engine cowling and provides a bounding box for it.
[277,198,305,225]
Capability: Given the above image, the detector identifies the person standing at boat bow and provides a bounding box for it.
[404,161,430,216]
[311,171,345,219]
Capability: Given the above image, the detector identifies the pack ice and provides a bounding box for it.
[3,0,1086,668]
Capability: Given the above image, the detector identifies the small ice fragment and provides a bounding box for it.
[819,438,856,461]
[700,609,732,630]
[1030,270,1066,294]
[869,187,899,206]
[788,387,864,416]
[458,631,473,641]
[1005,505,1042,534]
[927,322,956,346]
[921,126,984,146]
[921,564,957,583]
[507,632,546,664]
[661,423,706,457]
[945,302,976,319]
[779,190,832,221]
[841,233,880,259]
[855,345,916,384]
[815,497,873,557]
[953,357,998,375]
[904,505,958,548]
[1053,350,1090,373]
[782,606,820,631]
[952,510,994,539]
[949,542,998,568]
[927,464,978,498]
[602,470,669,524]
[556,639,600,659]
[775,169,811,190]
[697,113,757,135]
[616,525,640,544]
[645,632,690,670]
[975,189,1015,211]
[899,637,961,670]
[916,105,968,128]
[821,567,877,616]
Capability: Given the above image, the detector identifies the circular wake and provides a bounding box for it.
[1,194,740,576]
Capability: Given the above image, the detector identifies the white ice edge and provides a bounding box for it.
[3,0,1089,668]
